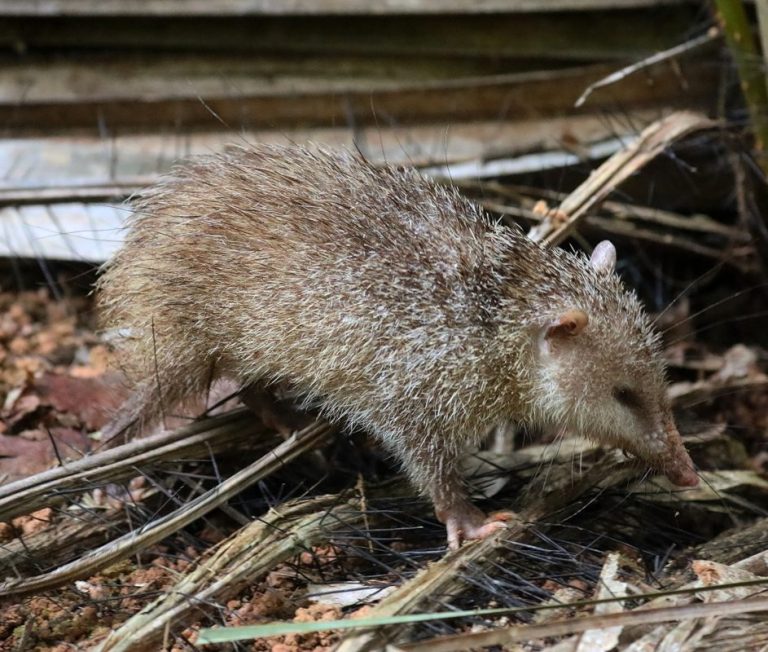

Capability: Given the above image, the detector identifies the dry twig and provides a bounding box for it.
[97,494,364,652]
[0,408,267,523]
[0,420,334,599]
[527,111,716,245]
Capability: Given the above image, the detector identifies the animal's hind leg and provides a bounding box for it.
[239,382,310,436]
[100,379,165,445]
[101,357,212,445]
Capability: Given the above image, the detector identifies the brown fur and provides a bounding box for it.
[97,143,697,546]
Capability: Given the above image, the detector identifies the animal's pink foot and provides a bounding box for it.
[437,503,516,550]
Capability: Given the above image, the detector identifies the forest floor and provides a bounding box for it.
[0,266,766,652]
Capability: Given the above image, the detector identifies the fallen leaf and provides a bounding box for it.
[2,391,42,429]
[0,427,92,481]
[306,583,396,607]
[35,371,128,430]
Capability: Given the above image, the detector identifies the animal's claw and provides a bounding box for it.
[440,504,516,550]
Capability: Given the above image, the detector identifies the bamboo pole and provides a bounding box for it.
[714,0,768,171]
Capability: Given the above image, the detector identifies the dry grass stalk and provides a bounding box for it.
[527,111,716,245]
[0,408,266,523]
[0,419,334,599]
[335,454,640,652]
[96,494,365,652]
[397,595,768,652]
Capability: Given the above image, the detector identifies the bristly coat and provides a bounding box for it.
[97,144,698,548]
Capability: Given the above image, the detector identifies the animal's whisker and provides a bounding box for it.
[660,281,768,335]
[654,259,729,326]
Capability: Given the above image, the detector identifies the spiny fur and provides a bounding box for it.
[97,143,692,524]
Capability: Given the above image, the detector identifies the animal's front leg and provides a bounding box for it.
[425,454,515,549]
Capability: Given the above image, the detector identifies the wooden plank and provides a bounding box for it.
[423,136,626,179]
[0,202,124,262]
[0,113,659,187]
[0,56,579,100]
[0,10,698,61]
[0,59,718,133]
[0,1,693,16]
[0,112,663,263]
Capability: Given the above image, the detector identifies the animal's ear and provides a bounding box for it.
[544,309,589,341]
[539,309,588,355]
[590,240,616,275]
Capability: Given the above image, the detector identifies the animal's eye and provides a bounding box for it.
[613,386,641,409]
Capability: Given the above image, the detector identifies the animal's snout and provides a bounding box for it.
[663,422,699,487]
[664,462,699,487]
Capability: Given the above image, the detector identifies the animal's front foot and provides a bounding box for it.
[437,502,516,550]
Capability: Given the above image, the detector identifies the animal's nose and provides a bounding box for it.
[665,464,699,487]
[663,422,699,487]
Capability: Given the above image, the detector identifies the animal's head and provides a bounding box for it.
[529,241,698,487]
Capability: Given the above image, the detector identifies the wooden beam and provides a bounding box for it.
[0,58,718,133]
[0,111,664,263]
[0,1,694,17]
[0,10,697,61]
